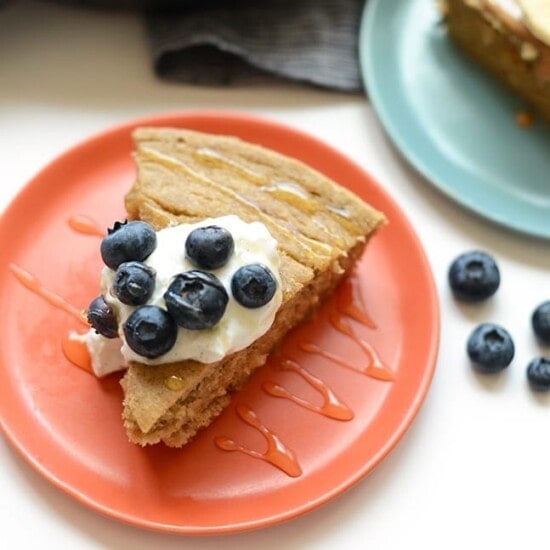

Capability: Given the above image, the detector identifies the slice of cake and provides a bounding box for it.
[87,127,385,447]
[441,0,550,121]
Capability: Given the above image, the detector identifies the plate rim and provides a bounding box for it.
[359,0,550,240]
[0,110,440,534]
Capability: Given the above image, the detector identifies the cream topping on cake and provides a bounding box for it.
[76,330,125,377]
[88,215,283,369]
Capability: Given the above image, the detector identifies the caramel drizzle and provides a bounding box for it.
[263,359,353,421]
[337,275,377,328]
[67,215,104,237]
[299,341,393,381]
[214,404,302,477]
[140,146,333,259]
[326,204,352,220]
[193,147,269,185]
[297,275,393,381]
[9,264,94,374]
[193,146,364,237]
[194,146,368,247]
[164,375,186,391]
[9,264,88,325]
[329,314,394,381]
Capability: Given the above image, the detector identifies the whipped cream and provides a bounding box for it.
[73,330,125,377]
[87,215,282,373]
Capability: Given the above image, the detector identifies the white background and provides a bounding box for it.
[1,1,549,548]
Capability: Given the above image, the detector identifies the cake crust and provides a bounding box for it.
[121,127,386,447]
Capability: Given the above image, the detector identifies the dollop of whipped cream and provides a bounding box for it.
[85,215,282,376]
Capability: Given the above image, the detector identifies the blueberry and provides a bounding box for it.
[531,301,550,344]
[231,263,277,308]
[526,357,550,391]
[448,251,500,302]
[467,323,514,372]
[185,225,234,270]
[100,220,157,270]
[87,295,118,339]
[164,270,228,330]
[112,261,156,306]
[123,305,177,359]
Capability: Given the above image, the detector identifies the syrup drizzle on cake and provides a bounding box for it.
[194,147,270,185]
[139,146,333,262]
[192,146,366,238]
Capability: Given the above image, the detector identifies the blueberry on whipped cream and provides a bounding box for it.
[87,295,118,339]
[123,305,178,359]
[185,225,234,270]
[231,263,277,308]
[100,220,157,270]
[164,270,229,330]
[113,261,156,306]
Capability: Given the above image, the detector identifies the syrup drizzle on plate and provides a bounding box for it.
[263,358,354,421]
[61,335,94,375]
[336,275,377,328]
[9,264,93,374]
[330,314,394,381]
[67,215,105,237]
[9,264,87,325]
[214,404,302,477]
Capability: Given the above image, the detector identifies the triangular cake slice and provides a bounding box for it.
[119,127,385,447]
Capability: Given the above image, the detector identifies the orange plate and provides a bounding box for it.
[0,112,439,534]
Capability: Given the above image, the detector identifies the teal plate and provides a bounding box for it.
[360,0,550,238]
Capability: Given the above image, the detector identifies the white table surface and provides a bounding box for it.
[2,1,549,548]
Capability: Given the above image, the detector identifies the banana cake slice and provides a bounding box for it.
[102,127,385,447]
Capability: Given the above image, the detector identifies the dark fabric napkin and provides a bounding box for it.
[146,0,365,93]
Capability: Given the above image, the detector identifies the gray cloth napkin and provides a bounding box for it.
[146,0,364,92]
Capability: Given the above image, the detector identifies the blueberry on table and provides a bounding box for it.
[164,270,228,330]
[123,305,177,359]
[185,225,234,270]
[87,295,118,338]
[448,251,500,302]
[100,220,157,270]
[113,261,156,306]
[531,301,550,344]
[231,263,277,308]
[467,323,514,372]
[526,357,550,391]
